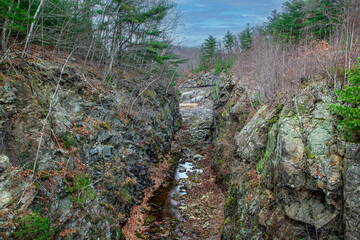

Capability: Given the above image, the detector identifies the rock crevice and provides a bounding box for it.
[212,76,360,239]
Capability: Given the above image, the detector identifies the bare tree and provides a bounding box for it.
[22,0,46,58]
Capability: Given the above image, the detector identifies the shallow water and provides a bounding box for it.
[144,85,213,239]
[165,160,203,220]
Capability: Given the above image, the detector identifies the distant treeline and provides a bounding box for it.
[190,0,359,100]
[196,0,359,71]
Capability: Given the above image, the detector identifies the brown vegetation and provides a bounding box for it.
[122,147,176,239]
[178,145,225,240]
[231,35,360,102]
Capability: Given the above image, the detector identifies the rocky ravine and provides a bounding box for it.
[1,58,359,240]
[130,70,225,239]
[0,60,180,239]
[172,73,225,239]
[212,75,360,239]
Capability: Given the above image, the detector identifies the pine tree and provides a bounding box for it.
[106,0,175,71]
[330,59,360,141]
[223,31,235,54]
[279,0,306,42]
[199,35,217,69]
[266,10,280,37]
[0,0,30,52]
[304,0,340,39]
[239,24,253,50]
[266,0,342,42]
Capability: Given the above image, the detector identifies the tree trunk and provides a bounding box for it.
[1,3,13,53]
[22,0,45,58]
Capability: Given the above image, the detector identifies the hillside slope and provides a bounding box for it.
[0,59,180,239]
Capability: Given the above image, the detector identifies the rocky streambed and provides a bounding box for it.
[136,76,225,239]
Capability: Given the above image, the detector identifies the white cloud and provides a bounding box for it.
[175,0,284,46]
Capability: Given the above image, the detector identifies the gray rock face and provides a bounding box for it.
[0,190,12,209]
[179,78,215,149]
[0,83,17,132]
[284,197,338,230]
[344,143,360,240]
[234,105,275,162]
[0,155,12,211]
[214,81,357,239]
[0,155,10,177]
[181,90,207,103]
[0,63,181,239]
[181,70,216,87]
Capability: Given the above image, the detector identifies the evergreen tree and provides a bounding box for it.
[0,0,30,52]
[266,0,342,42]
[199,35,217,69]
[107,0,175,70]
[330,59,360,141]
[277,0,306,42]
[239,24,253,50]
[266,9,281,37]
[303,0,340,39]
[223,31,235,54]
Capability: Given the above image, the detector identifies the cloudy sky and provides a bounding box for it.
[173,0,284,46]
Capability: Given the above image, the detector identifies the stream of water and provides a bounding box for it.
[143,85,216,239]
[168,160,203,219]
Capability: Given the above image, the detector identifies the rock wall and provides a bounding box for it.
[212,77,360,239]
[0,61,180,239]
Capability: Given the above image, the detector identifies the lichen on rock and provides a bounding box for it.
[213,78,359,239]
[0,60,181,239]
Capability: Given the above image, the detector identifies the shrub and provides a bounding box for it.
[210,85,219,100]
[330,59,360,141]
[14,212,52,240]
[67,173,95,206]
[62,132,75,149]
[115,188,132,204]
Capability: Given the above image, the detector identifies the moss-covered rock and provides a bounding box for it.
[0,60,181,239]
[214,80,359,239]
